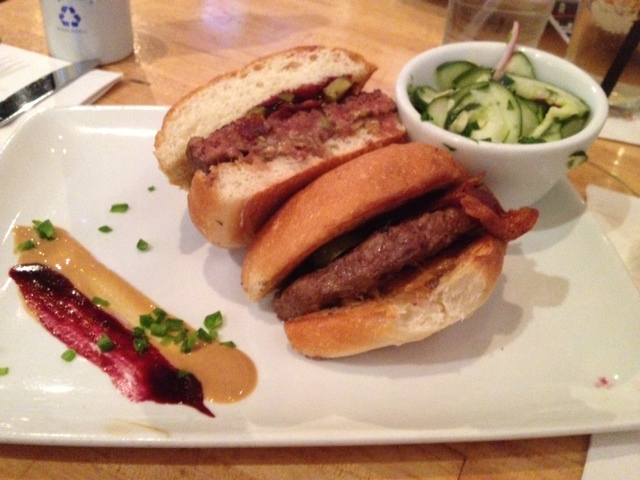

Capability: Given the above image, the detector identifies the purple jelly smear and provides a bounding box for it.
[9,263,213,417]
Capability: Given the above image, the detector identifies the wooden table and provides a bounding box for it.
[1,1,638,478]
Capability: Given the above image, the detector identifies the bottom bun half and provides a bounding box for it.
[283,234,507,358]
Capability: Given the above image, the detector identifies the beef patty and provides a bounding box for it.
[273,206,479,320]
[186,90,401,171]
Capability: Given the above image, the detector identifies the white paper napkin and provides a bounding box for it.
[0,43,122,149]
[582,185,640,479]
[599,116,640,146]
[583,431,640,480]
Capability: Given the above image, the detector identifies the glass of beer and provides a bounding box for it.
[565,0,640,113]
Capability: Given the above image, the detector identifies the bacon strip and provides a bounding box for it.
[433,175,539,241]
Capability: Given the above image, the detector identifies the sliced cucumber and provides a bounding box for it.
[453,66,492,88]
[540,121,562,142]
[426,95,451,128]
[409,84,439,113]
[560,115,588,139]
[517,97,544,137]
[446,82,489,126]
[469,82,521,143]
[408,50,591,144]
[435,60,476,90]
[504,74,590,139]
[504,51,535,78]
[447,82,521,143]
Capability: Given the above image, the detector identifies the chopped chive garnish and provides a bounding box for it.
[61,349,77,362]
[204,311,223,331]
[16,239,36,252]
[177,369,191,378]
[139,313,154,328]
[133,336,149,354]
[32,219,55,240]
[136,239,150,251]
[148,185,156,192]
[134,308,234,355]
[197,328,214,344]
[132,326,146,337]
[171,330,187,344]
[149,323,168,337]
[180,332,198,353]
[92,296,110,307]
[0,367,9,376]
[97,334,115,353]
[110,203,129,213]
[165,318,184,332]
[220,341,236,348]
[98,225,113,233]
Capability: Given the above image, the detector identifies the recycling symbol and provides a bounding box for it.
[58,5,82,28]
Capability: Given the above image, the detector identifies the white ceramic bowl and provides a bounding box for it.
[395,41,609,208]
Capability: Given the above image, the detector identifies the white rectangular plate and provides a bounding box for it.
[1,106,640,447]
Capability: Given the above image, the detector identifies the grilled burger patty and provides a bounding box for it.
[186,90,400,171]
[272,175,537,321]
[273,205,479,320]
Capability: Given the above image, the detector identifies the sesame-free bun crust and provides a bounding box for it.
[283,234,506,358]
[241,142,469,301]
[154,45,406,248]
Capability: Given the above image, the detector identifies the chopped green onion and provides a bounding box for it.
[204,311,223,331]
[92,296,110,307]
[0,367,9,376]
[61,349,77,362]
[132,326,146,337]
[32,219,55,240]
[139,313,154,328]
[148,185,156,192]
[97,334,115,353]
[180,332,198,353]
[165,318,184,332]
[136,239,150,251]
[135,307,234,355]
[16,239,36,252]
[197,328,214,344]
[133,336,149,354]
[149,322,168,337]
[177,369,191,378]
[170,330,187,344]
[220,341,237,348]
[98,225,113,233]
[110,203,129,213]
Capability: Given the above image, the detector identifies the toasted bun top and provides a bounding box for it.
[241,142,469,300]
[154,46,377,189]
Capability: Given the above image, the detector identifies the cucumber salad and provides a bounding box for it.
[407,50,591,144]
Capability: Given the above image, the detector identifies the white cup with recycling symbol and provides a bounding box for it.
[39,0,134,65]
